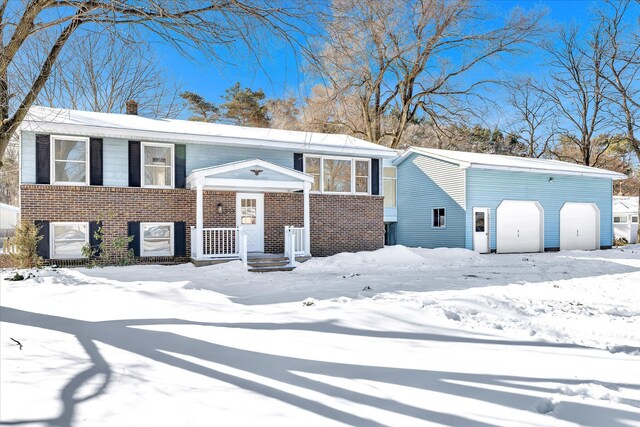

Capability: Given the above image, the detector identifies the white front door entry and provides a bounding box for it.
[473,207,490,253]
[236,193,264,252]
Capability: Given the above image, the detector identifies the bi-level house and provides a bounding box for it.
[18,103,397,264]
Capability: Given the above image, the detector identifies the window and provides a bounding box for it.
[141,223,173,256]
[52,136,88,185]
[51,222,88,259]
[475,212,485,232]
[324,158,352,192]
[304,157,321,191]
[632,216,639,224]
[142,142,174,188]
[240,199,257,225]
[614,215,628,224]
[355,160,370,193]
[383,167,397,208]
[303,155,371,194]
[432,208,446,228]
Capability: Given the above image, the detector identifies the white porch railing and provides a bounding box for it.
[284,226,306,257]
[191,226,237,258]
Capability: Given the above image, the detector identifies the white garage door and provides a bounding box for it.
[560,203,599,250]
[496,200,544,253]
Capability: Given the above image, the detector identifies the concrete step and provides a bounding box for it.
[247,257,289,263]
[247,260,291,268]
[249,266,296,273]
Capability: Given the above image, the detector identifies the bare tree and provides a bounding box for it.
[306,0,546,148]
[596,0,640,164]
[544,25,612,166]
[505,77,557,158]
[12,31,182,117]
[0,0,317,168]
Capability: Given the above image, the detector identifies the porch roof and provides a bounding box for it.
[186,159,313,192]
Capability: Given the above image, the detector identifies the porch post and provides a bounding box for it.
[196,182,204,259]
[303,182,311,256]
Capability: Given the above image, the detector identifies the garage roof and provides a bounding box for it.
[613,196,639,214]
[20,106,397,158]
[394,147,628,180]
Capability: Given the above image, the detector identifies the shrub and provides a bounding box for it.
[10,221,43,269]
[614,237,629,247]
[82,211,135,267]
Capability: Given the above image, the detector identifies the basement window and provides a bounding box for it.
[141,223,173,256]
[51,222,88,259]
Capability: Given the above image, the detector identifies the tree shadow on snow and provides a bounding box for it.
[1,307,638,427]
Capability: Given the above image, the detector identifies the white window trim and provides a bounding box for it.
[50,222,89,259]
[141,142,175,189]
[383,166,397,208]
[614,215,628,224]
[303,154,371,195]
[432,207,446,229]
[50,135,90,186]
[140,222,174,257]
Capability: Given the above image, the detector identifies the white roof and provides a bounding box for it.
[613,196,639,214]
[395,147,627,180]
[20,106,396,158]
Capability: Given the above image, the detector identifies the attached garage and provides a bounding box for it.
[560,203,600,250]
[496,200,544,253]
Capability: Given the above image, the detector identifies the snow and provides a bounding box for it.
[614,196,639,215]
[398,147,627,179]
[2,246,640,426]
[21,106,396,158]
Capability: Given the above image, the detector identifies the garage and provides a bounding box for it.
[496,200,544,253]
[560,203,600,250]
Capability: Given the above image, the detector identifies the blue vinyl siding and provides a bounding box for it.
[186,143,293,173]
[465,169,614,250]
[20,131,36,184]
[396,153,466,248]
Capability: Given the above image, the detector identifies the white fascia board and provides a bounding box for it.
[20,121,397,158]
[468,163,626,180]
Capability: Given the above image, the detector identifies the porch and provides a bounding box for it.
[186,159,314,266]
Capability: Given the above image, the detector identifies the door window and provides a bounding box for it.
[240,199,257,225]
[475,212,485,232]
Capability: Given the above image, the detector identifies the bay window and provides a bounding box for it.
[51,222,88,259]
[304,155,371,194]
[142,142,174,188]
[52,136,88,185]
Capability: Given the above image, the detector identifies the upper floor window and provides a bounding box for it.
[383,167,397,208]
[142,142,174,188]
[52,136,89,185]
[304,155,370,194]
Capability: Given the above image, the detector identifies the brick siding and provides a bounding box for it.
[20,185,384,263]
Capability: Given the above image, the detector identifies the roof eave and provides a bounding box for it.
[468,164,627,180]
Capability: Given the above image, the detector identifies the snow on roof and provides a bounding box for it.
[20,106,397,158]
[0,203,19,212]
[395,147,627,180]
[613,196,639,214]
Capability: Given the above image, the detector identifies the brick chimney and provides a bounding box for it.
[125,100,138,115]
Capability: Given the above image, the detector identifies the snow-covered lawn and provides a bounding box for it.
[1,246,639,426]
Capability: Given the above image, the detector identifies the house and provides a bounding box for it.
[0,203,19,238]
[613,196,639,244]
[18,104,397,264]
[391,147,626,253]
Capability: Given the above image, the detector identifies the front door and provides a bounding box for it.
[473,207,490,253]
[236,193,264,252]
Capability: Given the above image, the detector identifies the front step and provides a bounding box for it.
[249,265,296,273]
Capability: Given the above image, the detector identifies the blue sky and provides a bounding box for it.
[153,1,608,107]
